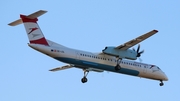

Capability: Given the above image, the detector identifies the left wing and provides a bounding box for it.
[115,30,158,50]
[49,65,74,72]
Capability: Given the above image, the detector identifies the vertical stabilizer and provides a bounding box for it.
[8,10,49,46]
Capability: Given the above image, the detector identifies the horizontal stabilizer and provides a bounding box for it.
[49,65,74,72]
[8,19,22,26]
[8,10,47,26]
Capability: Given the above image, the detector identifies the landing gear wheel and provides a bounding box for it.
[115,65,121,71]
[159,82,164,86]
[81,69,89,83]
[159,80,164,86]
[81,77,88,83]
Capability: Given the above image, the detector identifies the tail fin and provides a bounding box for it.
[8,10,49,46]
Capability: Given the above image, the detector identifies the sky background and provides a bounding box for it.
[1,0,180,101]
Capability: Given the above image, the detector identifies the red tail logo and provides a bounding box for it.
[28,27,38,34]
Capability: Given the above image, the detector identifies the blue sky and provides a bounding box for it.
[1,0,180,100]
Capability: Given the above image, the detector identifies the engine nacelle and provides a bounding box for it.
[102,46,137,60]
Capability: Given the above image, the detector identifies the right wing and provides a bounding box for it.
[49,64,104,73]
[49,65,74,72]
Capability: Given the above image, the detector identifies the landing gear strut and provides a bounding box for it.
[159,80,164,86]
[81,69,89,83]
[115,58,122,71]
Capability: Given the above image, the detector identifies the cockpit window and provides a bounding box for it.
[157,66,161,70]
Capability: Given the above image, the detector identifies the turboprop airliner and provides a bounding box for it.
[8,10,168,86]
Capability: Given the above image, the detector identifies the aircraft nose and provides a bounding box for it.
[163,73,168,81]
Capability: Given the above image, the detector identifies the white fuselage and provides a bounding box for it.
[28,43,168,81]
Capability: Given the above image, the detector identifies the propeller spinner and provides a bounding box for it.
[133,44,144,57]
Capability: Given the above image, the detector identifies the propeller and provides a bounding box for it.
[138,57,143,62]
[133,44,144,58]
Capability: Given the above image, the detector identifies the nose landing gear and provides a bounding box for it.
[81,69,89,83]
[159,80,164,86]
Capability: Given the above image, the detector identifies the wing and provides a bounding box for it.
[49,64,104,73]
[49,64,74,72]
[115,30,158,50]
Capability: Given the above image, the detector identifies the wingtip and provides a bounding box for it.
[153,30,158,32]
[49,69,56,72]
[39,10,48,12]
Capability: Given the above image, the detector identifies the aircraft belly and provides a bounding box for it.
[54,57,139,76]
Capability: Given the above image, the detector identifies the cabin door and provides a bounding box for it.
[143,66,147,73]
[76,51,80,60]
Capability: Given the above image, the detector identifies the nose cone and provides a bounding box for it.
[160,71,168,81]
[163,73,168,81]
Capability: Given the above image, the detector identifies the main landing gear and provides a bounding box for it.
[81,69,89,83]
[115,58,122,71]
[159,80,164,86]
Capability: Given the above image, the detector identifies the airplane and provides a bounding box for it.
[8,10,168,86]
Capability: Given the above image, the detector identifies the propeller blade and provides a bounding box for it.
[138,57,143,62]
[137,44,140,53]
[139,50,144,54]
[133,44,144,58]
[132,48,136,51]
